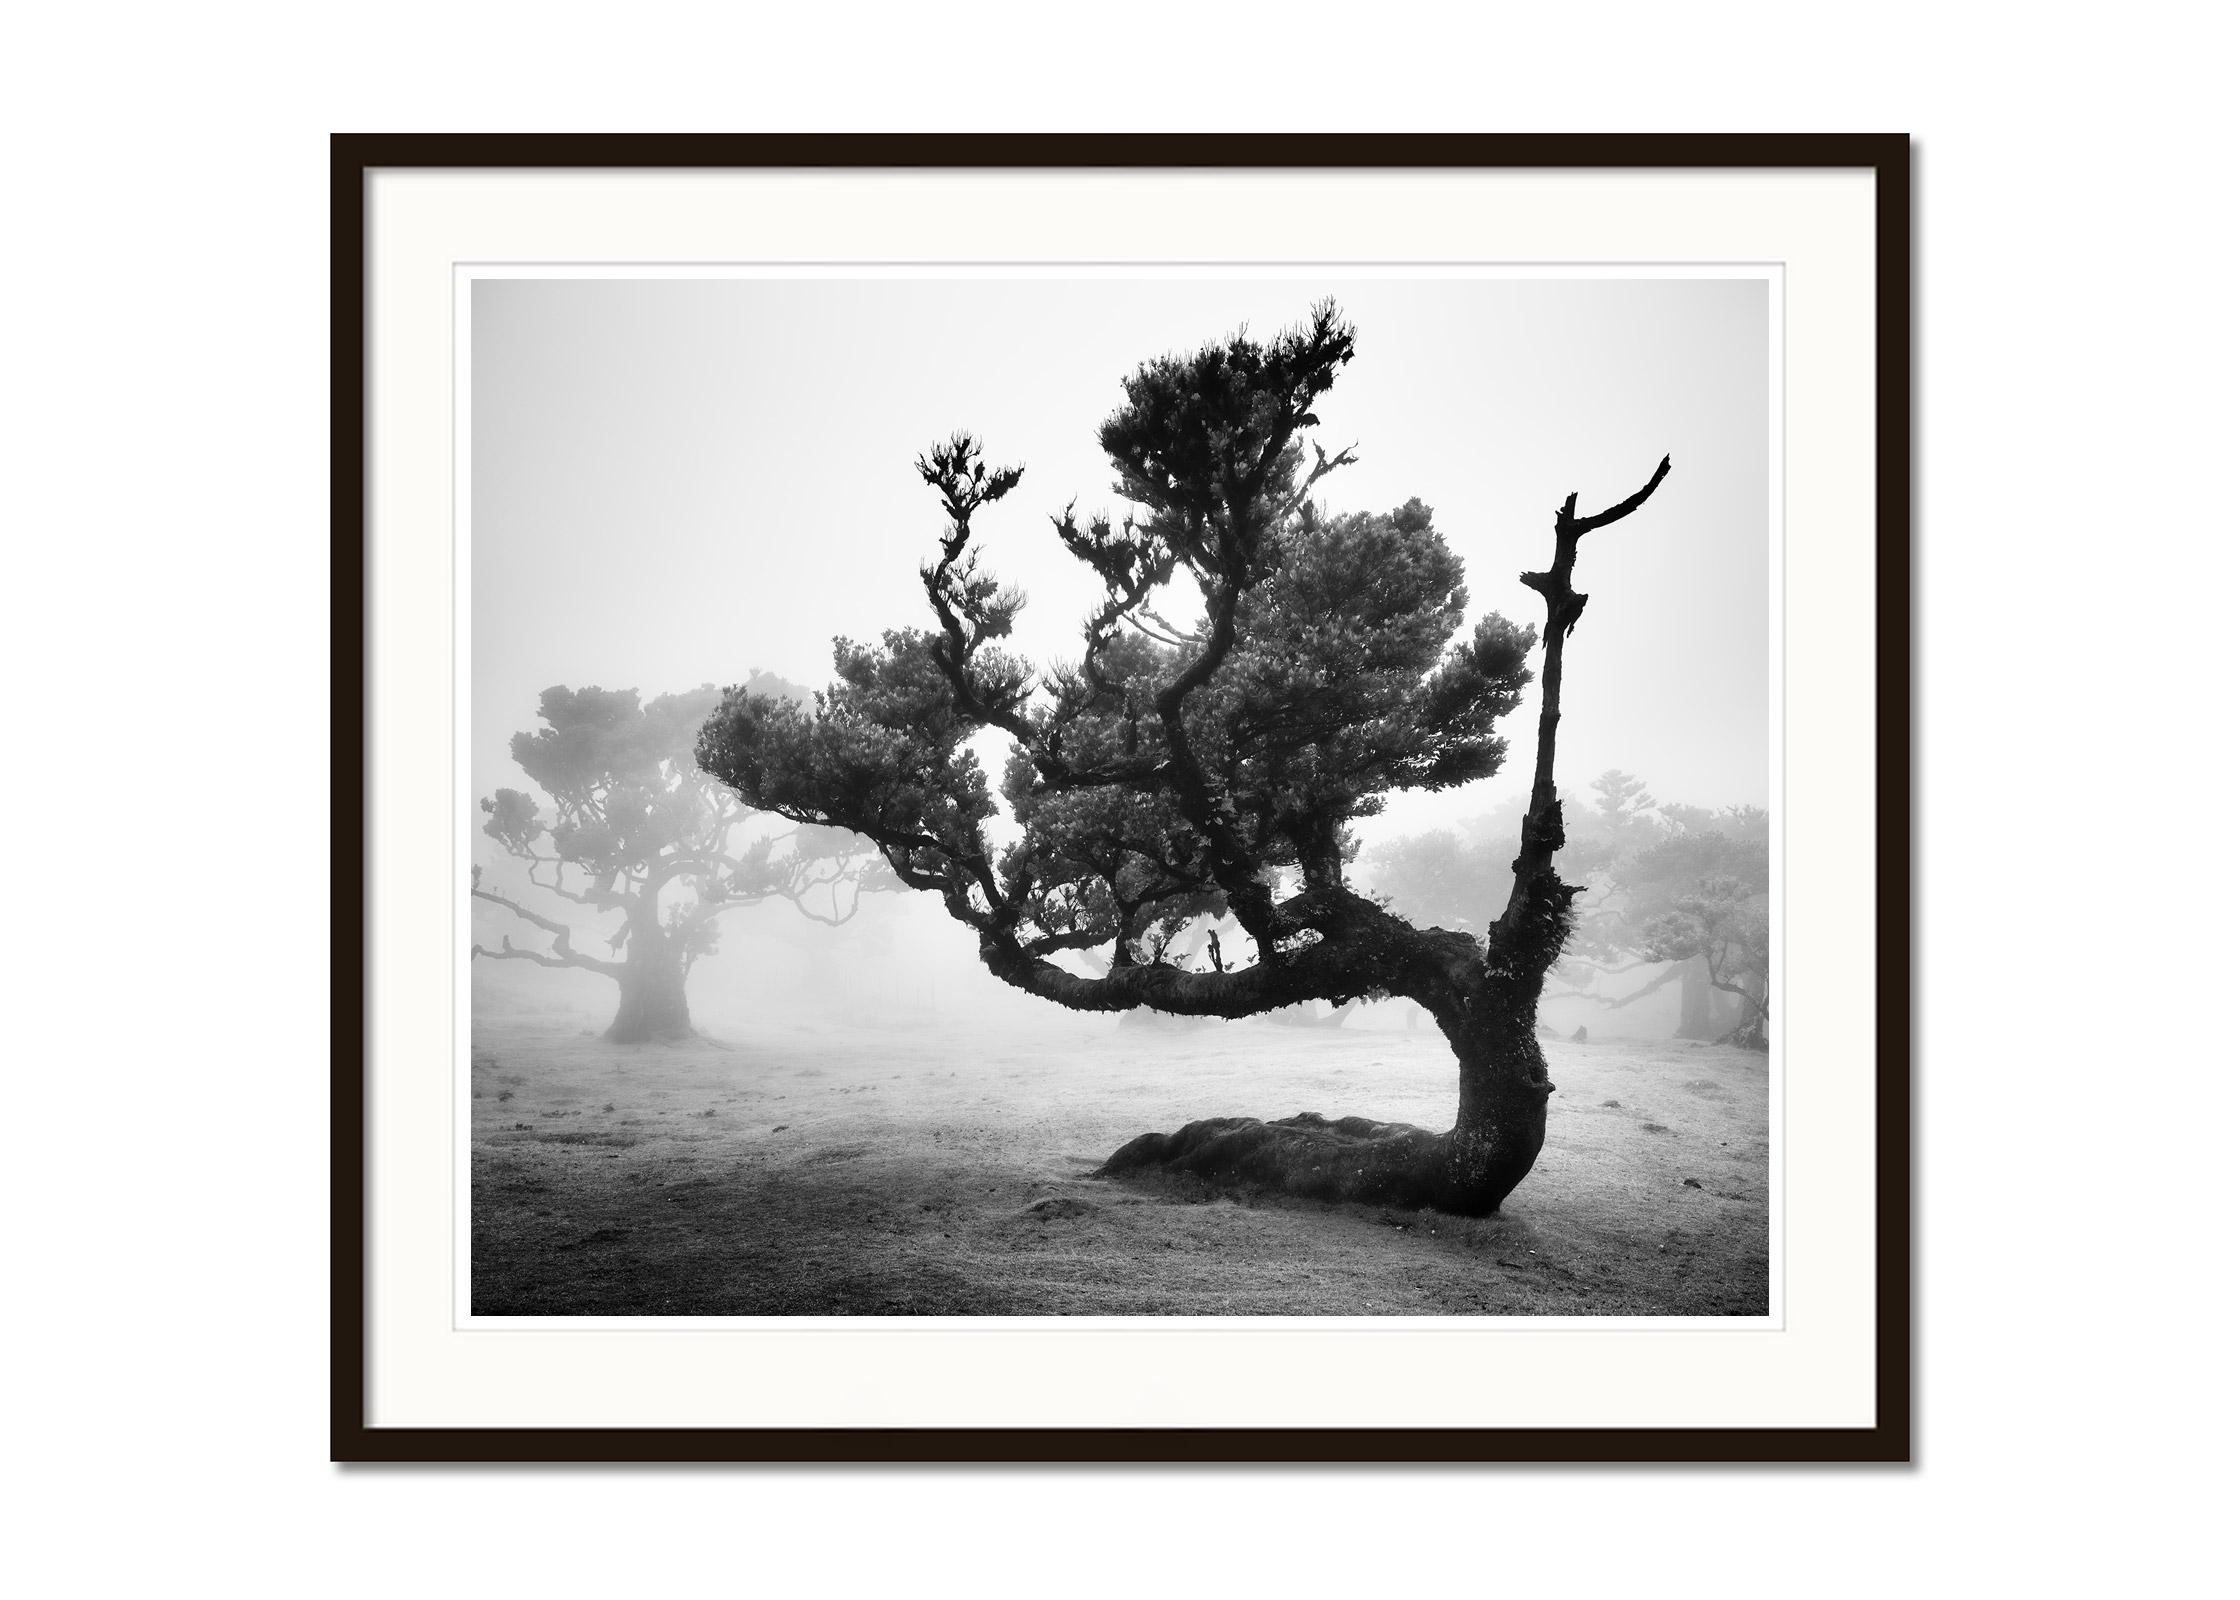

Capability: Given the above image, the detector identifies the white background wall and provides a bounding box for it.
[4,3,2231,1594]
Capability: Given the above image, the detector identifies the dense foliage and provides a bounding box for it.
[698,304,1533,1011]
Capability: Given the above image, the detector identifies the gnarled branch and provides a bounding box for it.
[470,887,625,976]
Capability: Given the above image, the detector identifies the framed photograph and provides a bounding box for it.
[335,134,1909,1461]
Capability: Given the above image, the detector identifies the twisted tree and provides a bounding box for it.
[474,680,884,1044]
[697,304,1670,1212]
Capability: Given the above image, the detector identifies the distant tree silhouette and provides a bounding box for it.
[1373,772,1770,1046]
[474,680,884,1044]
[1612,815,1770,1046]
[1363,823,1505,936]
[1371,767,1771,1048]
[698,304,1670,1213]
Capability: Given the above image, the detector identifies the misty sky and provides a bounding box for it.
[470,275,1769,848]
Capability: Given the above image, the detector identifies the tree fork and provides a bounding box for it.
[1498,454,1672,951]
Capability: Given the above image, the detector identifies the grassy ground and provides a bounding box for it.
[470,1010,1769,1316]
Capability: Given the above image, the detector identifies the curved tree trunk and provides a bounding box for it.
[1441,979,1554,1208]
[1098,972,1550,1216]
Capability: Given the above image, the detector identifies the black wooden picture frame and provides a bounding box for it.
[333,132,1911,1464]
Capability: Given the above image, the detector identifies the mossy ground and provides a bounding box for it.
[470,1010,1769,1316]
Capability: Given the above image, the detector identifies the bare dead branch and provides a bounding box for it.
[1492,456,1673,959]
[1564,455,1674,536]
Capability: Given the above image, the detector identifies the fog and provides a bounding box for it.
[471,274,1768,1040]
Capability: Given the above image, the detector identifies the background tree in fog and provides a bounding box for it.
[1362,821,1506,936]
[697,303,1671,1213]
[1608,813,1770,1045]
[474,679,884,1044]
[1369,770,1769,1045]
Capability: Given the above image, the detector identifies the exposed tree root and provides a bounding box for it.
[1095,1112,1489,1213]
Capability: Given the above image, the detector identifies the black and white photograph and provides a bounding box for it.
[464,271,1775,1319]
[21,0,2240,1581]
